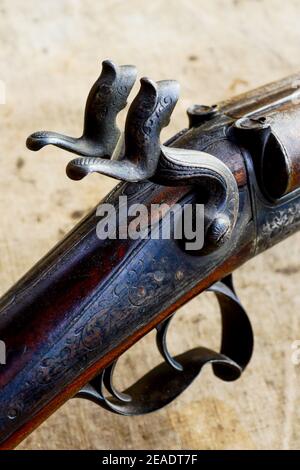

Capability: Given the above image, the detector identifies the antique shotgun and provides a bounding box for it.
[0,60,300,449]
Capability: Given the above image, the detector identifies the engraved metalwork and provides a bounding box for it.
[76,275,253,415]
[187,104,218,128]
[156,146,239,251]
[26,60,240,252]
[26,59,137,158]
[65,77,180,182]
[1,64,300,447]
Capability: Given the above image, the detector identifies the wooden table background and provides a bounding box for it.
[0,0,300,450]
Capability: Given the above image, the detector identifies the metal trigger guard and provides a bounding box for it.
[76,275,253,415]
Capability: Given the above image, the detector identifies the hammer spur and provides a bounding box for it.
[26,59,137,159]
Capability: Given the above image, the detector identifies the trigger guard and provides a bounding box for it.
[76,274,253,415]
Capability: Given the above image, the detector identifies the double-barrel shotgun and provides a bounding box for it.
[0,60,300,448]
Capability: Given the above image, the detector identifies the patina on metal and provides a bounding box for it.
[23,60,300,418]
[77,275,253,415]
[0,62,300,448]
[26,60,137,158]
[27,60,240,253]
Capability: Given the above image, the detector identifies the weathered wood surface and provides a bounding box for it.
[0,0,300,450]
